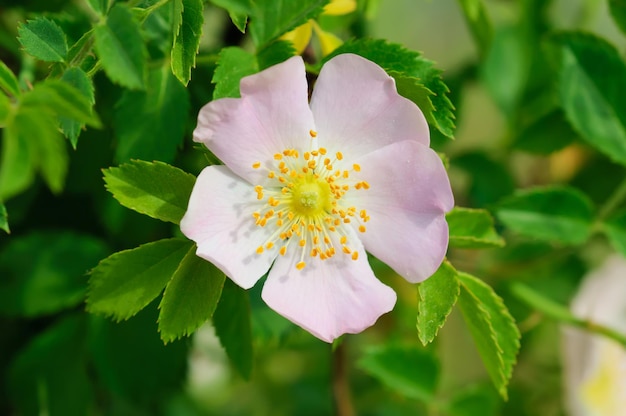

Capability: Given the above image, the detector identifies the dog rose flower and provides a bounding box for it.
[181,53,453,342]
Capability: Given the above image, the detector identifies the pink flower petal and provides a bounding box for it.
[310,54,429,161]
[261,227,397,342]
[180,166,276,289]
[346,140,453,283]
[193,56,315,185]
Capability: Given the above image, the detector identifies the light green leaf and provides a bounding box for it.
[457,272,520,399]
[447,207,505,249]
[17,18,68,62]
[171,0,204,85]
[456,0,492,57]
[8,315,92,416]
[0,231,108,317]
[0,60,20,97]
[551,32,626,166]
[603,209,626,257]
[59,68,96,148]
[448,383,502,416]
[0,92,11,125]
[609,0,626,35]
[103,160,195,224]
[495,185,594,245]
[94,3,147,89]
[210,0,249,32]
[159,248,226,342]
[0,114,35,200]
[213,279,253,379]
[256,40,295,70]
[87,238,193,320]
[87,0,111,15]
[324,39,455,139]
[391,72,437,128]
[114,65,189,163]
[357,345,439,402]
[212,46,258,99]
[0,203,8,233]
[249,0,329,46]
[417,260,460,345]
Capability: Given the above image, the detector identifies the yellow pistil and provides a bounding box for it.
[249,140,371,270]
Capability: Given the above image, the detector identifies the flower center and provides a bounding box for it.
[251,130,370,270]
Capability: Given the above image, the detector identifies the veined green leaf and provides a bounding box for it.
[87,238,193,321]
[59,68,96,148]
[551,32,626,166]
[495,185,594,245]
[417,260,460,345]
[0,60,20,97]
[447,207,505,249]
[212,47,258,99]
[159,248,226,342]
[358,345,439,402]
[94,3,147,89]
[171,0,204,85]
[248,0,329,46]
[213,279,253,379]
[0,203,8,234]
[457,272,520,399]
[390,72,437,128]
[114,65,189,163]
[17,18,68,62]
[103,160,196,224]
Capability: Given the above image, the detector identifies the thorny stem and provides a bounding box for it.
[332,342,355,416]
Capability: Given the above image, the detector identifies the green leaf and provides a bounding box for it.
[0,231,109,317]
[447,207,505,249]
[357,344,439,402]
[452,152,515,206]
[171,0,204,85]
[0,60,20,97]
[17,18,68,62]
[114,65,189,162]
[512,109,576,155]
[456,0,492,57]
[457,272,520,399]
[0,202,8,233]
[103,160,195,224]
[212,46,258,99]
[0,92,9,124]
[495,185,594,245]
[159,248,226,342]
[256,40,295,70]
[87,0,111,15]
[417,260,460,345]
[8,315,92,416]
[324,39,455,138]
[603,209,626,257]
[94,3,147,89]
[249,0,329,46]
[391,72,437,127]
[609,0,626,35]
[59,67,96,148]
[22,79,101,127]
[87,238,193,320]
[213,279,253,379]
[550,32,626,166]
[448,383,502,416]
[210,0,249,32]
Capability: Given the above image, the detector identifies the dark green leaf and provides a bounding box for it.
[452,152,515,206]
[103,160,196,224]
[448,383,502,416]
[17,18,68,62]
[87,238,193,320]
[94,3,147,89]
[603,209,626,257]
[0,202,8,233]
[324,39,455,138]
[8,315,92,416]
[609,0,626,35]
[0,60,20,97]
[256,40,295,70]
[447,207,505,249]
[495,185,594,245]
[550,32,626,166]
[249,0,329,46]
[358,345,439,402]
[159,248,226,342]
[213,279,253,379]
[513,109,576,154]
[114,65,189,162]
[457,272,520,399]
[456,0,492,57]
[212,46,258,99]
[417,260,460,345]
[0,231,108,316]
[171,0,204,85]
[59,67,96,148]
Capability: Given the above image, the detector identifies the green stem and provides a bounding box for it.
[597,177,626,221]
[332,342,355,416]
